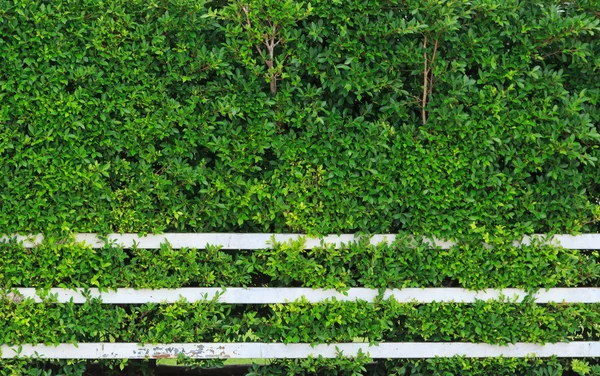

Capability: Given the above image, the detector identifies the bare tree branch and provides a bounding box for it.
[241,5,266,60]
[428,39,439,97]
[422,35,428,125]
[421,36,439,124]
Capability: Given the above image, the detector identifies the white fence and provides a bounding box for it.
[3,343,600,359]
[9,287,600,304]
[1,233,599,360]
[4,233,600,249]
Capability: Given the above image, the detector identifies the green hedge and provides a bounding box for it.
[4,296,599,345]
[1,0,600,374]
[3,356,599,376]
[1,237,599,290]
[0,0,598,236]
[1,294,600,374]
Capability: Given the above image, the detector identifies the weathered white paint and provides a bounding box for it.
[1,233,599,249]
[9,287,600,304]
[530,234,600,250]
[2,342,599,359]
[0,233,411,249]
[0,234,45,248]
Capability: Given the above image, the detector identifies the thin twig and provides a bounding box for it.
[422,35,428,125]
[242,5,266,60]
[241,2,280,94]
[428,39,439,97]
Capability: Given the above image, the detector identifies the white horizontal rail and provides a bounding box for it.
[1,233,599,249]
[8,288,600,304]
[2,342,599,359]
[1,233,443,249]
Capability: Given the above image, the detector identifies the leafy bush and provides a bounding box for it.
[0,0,598,236]
[1,296,599,346]
[1,0,599,374]
[1,237,598,290]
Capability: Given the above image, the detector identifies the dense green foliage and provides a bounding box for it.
[0,0,599,236]
[1,294,600,374]
[1,0,600,374]
[4,355,599,376]
[1,237,600,374]
[1,237,599,290]
[3,295,600,345]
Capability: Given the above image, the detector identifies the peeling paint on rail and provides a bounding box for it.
[2,342,600,359]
